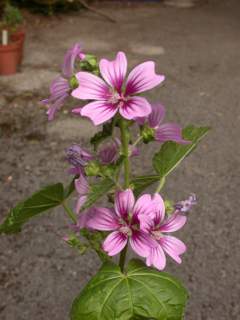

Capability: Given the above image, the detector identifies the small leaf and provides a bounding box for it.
[131,175,160,196]
[71,259,188,320]
[64,234,88,255]
[0,183,65,234]
[153,126,210,178]
[80,178,115,212]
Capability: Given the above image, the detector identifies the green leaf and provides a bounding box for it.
[71,259,188,320]
[131,175,160,196]
[64,233,88,255]
[153,126,210,178]
[80,178,115,212]
[0,183,65,234]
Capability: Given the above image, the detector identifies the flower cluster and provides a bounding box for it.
[76,189,194,270]
[43,44,197,271]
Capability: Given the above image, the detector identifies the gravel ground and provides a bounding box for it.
[0,1,240,319]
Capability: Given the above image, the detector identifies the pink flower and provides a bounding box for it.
[145,194,187,270]
[138,103,190,144]
[175,194,197,212]
[42,44,85,120]
[98,138,139,164]
[72,52,165,125]
[66,144,94,175]
[98,139,120,165]
[84,189,157,257]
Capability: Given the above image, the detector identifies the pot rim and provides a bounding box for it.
[0,39,21,52]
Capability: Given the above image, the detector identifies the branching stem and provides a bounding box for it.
[155,177,166,193]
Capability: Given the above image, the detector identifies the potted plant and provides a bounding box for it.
[2,3,25,64]
[0,28,21,75]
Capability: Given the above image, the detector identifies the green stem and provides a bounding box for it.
[132,135,143,148]
[119,244,128,272]
[62,202,77,224]
[119,118,130,189]
[155,177,166,193]
[119,118,131,272]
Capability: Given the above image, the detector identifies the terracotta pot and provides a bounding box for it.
[0,40,21,76]
[10,28,26,65]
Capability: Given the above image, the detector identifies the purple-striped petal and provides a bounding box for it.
[75,195,87,214]
[160,212,187,233]
[125,61,165,95]
[114,189,135,219]
[175,194,197,212]
[155,123,191,144]
[72,72,110,100]
[119,96,152,120]
[160,235,186,264]
[148,103,166,128]
[42,76,70,121]
[133,194,154,223]
[152,193,165,225]
[76,101,118,125]
[68,167,83,176]
[146,246,166,270]
[77,207,96,229]
[75,175,89,196]
[130,231,157,258]
[50,76,69,95]
[102,231,128,256]
[86,207,119,231]
[99,51,127,92]
[98,140,119,164]
[66,144,93,167]
[62,43,84,78]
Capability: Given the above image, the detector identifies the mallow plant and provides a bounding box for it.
[0,44,209,319]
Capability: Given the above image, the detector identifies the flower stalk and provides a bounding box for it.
[119,118,131,271]
[119,118,130,189]
[62,201,77,224]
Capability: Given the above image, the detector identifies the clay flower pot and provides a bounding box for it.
[0,40,21,76]
[10,28,25,64]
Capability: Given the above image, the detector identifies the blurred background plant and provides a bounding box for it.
[9,0,86,15]
[1,2,23,31]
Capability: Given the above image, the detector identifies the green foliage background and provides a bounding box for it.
[8,0,85,15]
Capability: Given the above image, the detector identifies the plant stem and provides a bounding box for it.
[132,135,143,148]
[119,244,128,272]
[119,118,130,271]
[62,202,77,224]
[155,177,166,193]
[119,119,130,189]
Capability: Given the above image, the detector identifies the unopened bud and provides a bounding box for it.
[141,126,155,143]
[85,161,100,176]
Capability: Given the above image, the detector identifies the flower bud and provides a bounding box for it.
[141,125,155,143]
[164,199,174,215]
[79,54,98,73]
[85,161,100,176]
[69,75,79,90]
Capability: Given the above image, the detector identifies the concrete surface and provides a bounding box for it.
[0,0,240,319]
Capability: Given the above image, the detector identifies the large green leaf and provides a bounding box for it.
[71,259,188,320]
[153,126,210,179]
[0,183,65,234]
[80,178,114,212]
